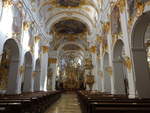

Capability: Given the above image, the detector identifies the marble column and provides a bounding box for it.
[51,63,57,91]
[40,52,48,91]
[92,53,99,90]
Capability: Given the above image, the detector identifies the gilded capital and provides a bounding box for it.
[103,22,110,33]
[96,36,103,44]
[23,22,31,31]
[41,46,49,54]
[35,35,41,43]
[123,56,132,71]
[117,0,126,13]
[88,46,96,54]
[136,2,144,17]
[3,0,13,7]
[48,58,57,64]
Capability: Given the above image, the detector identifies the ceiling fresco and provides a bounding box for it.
[57,0,81,7]
[53,19,87,35]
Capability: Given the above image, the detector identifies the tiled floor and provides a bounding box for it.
[45,92,82,113]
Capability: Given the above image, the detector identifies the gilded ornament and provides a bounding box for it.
[88,46,96,53]
[3,0,13,7]
[112,34,118,46]
[123,56,132,71]
[19,65,25,75]
[105,66,113,76]
[48,58,57,64]
[84,58,93,69]
[128,17,134,29]
[96,36,103,44]
[103,22,110,33]
[117,0,126,13]
[85,75,95,90]
[110,1,115,9]
[41,46,49,54]
[35,35,41,43]
[23,22,31,31]
[136,1,144,17]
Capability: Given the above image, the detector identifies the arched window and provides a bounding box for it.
[0,4,13,37]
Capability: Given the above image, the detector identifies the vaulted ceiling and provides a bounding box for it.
[36,0,102,61]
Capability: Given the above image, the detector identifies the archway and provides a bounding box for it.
[103,53,111,93]
[113,40,128,95]
[131,11,150,98]
[34,59,41,91]
[23,52,33,92]
[0,39,20,94]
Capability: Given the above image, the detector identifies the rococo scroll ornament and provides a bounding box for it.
[136,1,144,17]
[123,56,132,71]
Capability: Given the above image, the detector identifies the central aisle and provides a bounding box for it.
[45,92,82,113]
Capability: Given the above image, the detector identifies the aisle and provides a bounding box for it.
[45,92,82,113]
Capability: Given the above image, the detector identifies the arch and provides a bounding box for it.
[113,40,128,95]
[23,51,33,92]
[131,11,150,98]
[0,39,20,94]
[34,58,41,91]
[103,53,111,93]
[45,13,93,34]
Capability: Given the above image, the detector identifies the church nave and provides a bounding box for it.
[1,0,150,113]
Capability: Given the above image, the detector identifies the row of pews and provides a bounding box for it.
[77,91,150,113]
[0,91,61,113]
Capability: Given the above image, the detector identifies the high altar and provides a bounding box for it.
[63,67,80,90]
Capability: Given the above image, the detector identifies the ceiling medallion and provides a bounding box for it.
[57,0,81,7]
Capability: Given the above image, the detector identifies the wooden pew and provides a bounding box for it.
[77,91,150,113]
[0,91,61,113]
[91,102,150,113]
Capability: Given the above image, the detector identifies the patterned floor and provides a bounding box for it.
[45,92,82,113]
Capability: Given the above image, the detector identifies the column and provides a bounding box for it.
[92,53,99,90]
[120,4,136,98]
[51,63,57,91]
[40,46,49,91]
